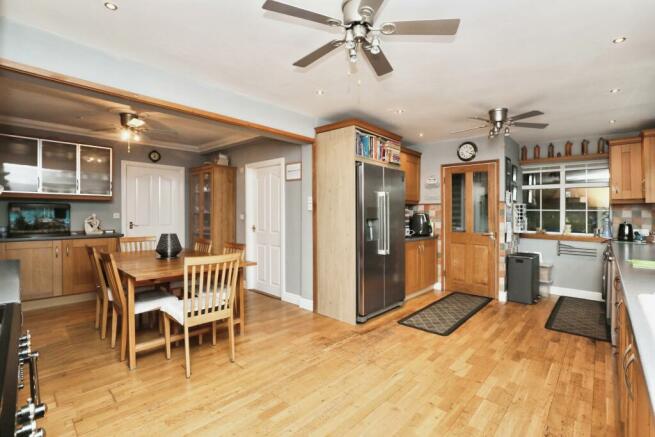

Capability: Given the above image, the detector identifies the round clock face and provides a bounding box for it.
[148,150,161,162]
[457,142,477,162]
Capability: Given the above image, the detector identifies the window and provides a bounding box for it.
[522,162,610,234]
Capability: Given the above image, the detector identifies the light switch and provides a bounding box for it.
[113,212,120,219]
[240,214,245,221]
[307,196,313,211]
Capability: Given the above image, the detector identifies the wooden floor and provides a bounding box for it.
[23,291,620,436]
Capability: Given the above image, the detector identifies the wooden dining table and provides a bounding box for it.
[112,250,256,370]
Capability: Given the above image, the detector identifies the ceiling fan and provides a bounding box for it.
[262,0,461,76]
[451,108,549,138]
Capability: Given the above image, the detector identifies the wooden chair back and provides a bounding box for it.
[86,246,109,301]
[223,242,246,261]
[100,252,127,315]
[193,238,213,254]
[119,236,157,252]
[183,254,241,327]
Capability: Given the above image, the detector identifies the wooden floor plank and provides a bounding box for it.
[21,290,620,436]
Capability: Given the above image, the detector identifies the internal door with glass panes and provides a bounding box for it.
[190,168,213,242]
[443,161,498,298]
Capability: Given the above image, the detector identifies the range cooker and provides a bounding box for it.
[0,260,46,436]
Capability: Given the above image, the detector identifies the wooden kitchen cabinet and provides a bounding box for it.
[609,137,644,203]
[615,286,655,436]
[642,129,655,203]
[405,237,437,295]
[400,149,421,204]
[2,240,63,300]
[62,237,117,295]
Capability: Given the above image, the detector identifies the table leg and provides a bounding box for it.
[127,277,137,370]
[238,272,245,335]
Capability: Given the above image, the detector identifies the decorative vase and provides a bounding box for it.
[156,233,182,259]
[597,137,607,154]
[520,146,528,161]
[533,144,541,159]
[581,139,589,155]
[548,143,554,158]
[564,141,573,156]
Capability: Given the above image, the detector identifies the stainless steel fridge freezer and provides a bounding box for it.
[356,162,405,323]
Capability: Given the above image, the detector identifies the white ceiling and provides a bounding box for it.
[2,0,655,145]
[0,71,263,151]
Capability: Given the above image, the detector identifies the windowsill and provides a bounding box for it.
[519,233,609,243]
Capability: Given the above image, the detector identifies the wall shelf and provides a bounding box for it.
[520,153,608,166]
[519,232,609,243]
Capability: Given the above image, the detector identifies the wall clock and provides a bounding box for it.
[148,150,161,163]
[457,141,477,162]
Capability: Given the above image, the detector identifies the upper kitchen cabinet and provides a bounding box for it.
[642,129,655,203]
[609,136,643,203]
[0,133,113,200]
[400,149,421,204]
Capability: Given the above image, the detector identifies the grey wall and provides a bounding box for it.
[300,145,313,301]
[518,238,604,293]
[215,139,310,298]
[409,135,507,204]
[0,125,206,245]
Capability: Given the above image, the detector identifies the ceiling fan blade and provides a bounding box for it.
[363,47,393,76]
[450,125,488,134]
[358,0,385,20]
[510,110,544,121]
[467,117,490,124]
[513,122,549,129]
[293,40,344,67]
[384,19,460,36]
[262,0,341,26]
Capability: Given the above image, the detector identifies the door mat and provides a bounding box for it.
[545,296,609,341]
[398,292,492,336]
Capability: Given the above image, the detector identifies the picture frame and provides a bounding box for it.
[512,164,518,183]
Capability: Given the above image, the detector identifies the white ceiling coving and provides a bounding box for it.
[1,0,655,145]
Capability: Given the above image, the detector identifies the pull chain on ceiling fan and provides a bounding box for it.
[262,0,461,76]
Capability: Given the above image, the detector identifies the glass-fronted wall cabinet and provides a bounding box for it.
[0,133,113,199]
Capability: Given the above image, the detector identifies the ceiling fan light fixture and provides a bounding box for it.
[612,36,627,44]
[609,119,616,124]
[610,88,621,94]
[104,2,118,11]
[120,128,130,141]
[348,47,358,63]
[126,117,145,128]
[504,126,511,136]
[133,132,141,142]
[370,37,381,55]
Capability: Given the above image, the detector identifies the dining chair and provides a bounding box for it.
[193,238,213,254]
[119,236,157,252]
[223,242,246,260]
[100,252,178,361]
[86,246,113,340]
[161,253,241,378]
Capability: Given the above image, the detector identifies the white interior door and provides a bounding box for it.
[247,161,284,297]
[122,161,185,246]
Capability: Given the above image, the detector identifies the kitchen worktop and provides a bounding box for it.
[0,232,122,243]
[612,241,655,411]
[0,260,20,305]
[405,235,438,242]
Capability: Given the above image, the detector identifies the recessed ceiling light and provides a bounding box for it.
[609,119,616,124]
[104,2,118,11]
[610,88,621,94]
[393,109,405,115]
[419,132,424,137]
[612,36,627,44]
[316,89,325,96]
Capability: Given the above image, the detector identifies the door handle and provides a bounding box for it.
[129,221,134,230]
[482,232,496,241]
[55,246,59,258]
[66,245,70,257]
[251,224,256,232]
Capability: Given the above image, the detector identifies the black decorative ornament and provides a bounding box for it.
[148,150,161,163]
[457,141,477,162]
[156,233,182,259]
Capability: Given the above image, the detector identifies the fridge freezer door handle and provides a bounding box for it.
[377,192,386,255]
[385,191,391,255]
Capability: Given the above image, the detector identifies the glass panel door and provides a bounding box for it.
[0,134,39,192]
[79,145,112,195]
[202,171,212,239]
[451,173,466,232]
[473,171,489,233]
[41,141,77,194]
[191,172,201,240]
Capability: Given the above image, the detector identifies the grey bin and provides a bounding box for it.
[507,252,540,304]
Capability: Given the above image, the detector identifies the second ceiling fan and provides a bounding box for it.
[262,0,461,76]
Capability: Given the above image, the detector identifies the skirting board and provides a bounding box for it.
[23,292,96,311]
[281,291,313,312]
[550,286,603,302]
